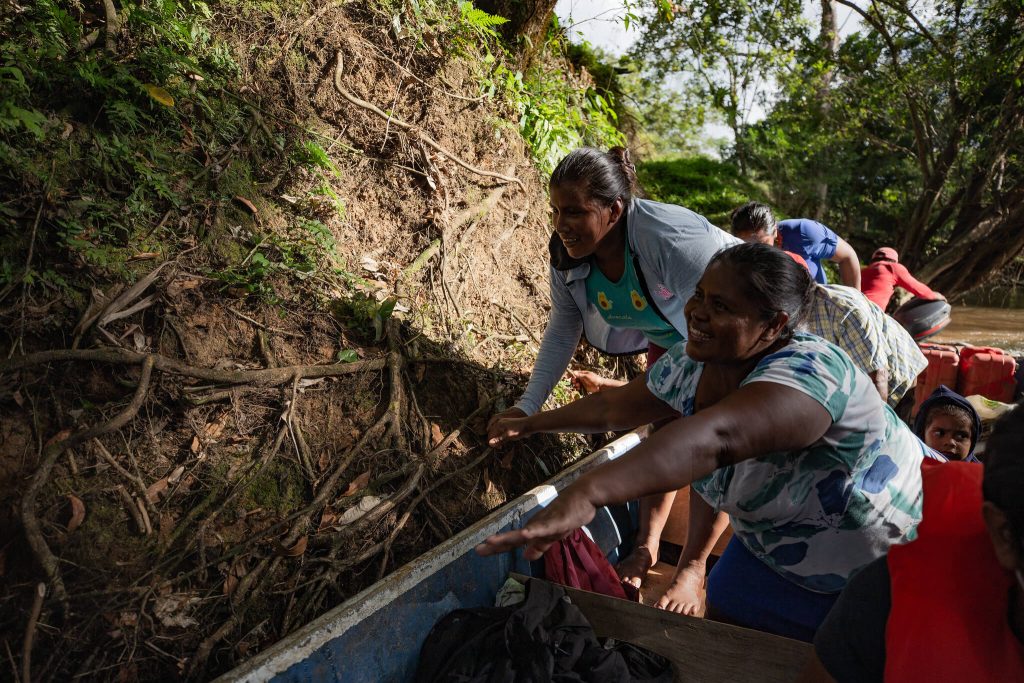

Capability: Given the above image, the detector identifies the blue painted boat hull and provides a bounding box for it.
[218,432,644,683]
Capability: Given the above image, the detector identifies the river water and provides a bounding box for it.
[931,306,1024,355]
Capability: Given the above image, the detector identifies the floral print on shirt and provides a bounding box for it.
[647,332,928,593]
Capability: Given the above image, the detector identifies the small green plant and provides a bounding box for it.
[0,0,245,292]
[456,1,509,41]
[329,294,398,343]
[449,5,625,175]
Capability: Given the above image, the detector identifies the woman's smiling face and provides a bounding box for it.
[684,260,783,363]
[549,181,623,259]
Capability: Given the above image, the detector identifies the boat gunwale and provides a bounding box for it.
[217,430,645,682]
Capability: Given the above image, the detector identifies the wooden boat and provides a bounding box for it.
[217,432,811,682]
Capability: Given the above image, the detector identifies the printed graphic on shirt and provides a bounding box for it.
[653,284,673,300]
[630,290,647,311]
[597,291,612,310]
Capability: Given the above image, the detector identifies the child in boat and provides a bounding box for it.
[860,247,944,310]
[913,385,981,462]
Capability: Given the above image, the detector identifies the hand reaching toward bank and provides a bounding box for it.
[487,415,534,447]
[475,484,597,560]
[569,369,625,394]
[486,407,527,447]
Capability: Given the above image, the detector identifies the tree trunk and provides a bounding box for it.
[813,0,838,220]
[474,0,556,66]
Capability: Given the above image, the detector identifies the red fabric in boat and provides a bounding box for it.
[544,529,638,601]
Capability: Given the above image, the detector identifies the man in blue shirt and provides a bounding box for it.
[730,202,861,288]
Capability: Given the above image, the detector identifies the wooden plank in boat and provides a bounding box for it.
[513,573,811,683]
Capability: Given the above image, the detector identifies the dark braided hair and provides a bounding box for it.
[549,147,643,206]
[982,403,1024,539]
[705,242,815,339]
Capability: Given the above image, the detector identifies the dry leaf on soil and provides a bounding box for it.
[317,508,338,533]
[202,414,228,439]
[342,470,371,497]
[276,535,308,557]
[222,558,247,596]
[483,470,498,495]
[146,478,169,503]
[166,277,202,298]
[67,494,86,533]
[167,465,185,484]
[499,451,514,470]
[233,196,259,217]
[153,593,201,629]
[430,423,444,447]
[190,435,201,454]
[45,428,73,450]
[338,496,381,525]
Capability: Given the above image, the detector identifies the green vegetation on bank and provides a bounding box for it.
[0,0,624,307]
[637,156,769,228]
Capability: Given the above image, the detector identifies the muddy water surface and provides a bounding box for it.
[931,306,1024,355]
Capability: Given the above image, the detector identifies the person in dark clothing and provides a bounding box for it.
[913,385,982,462]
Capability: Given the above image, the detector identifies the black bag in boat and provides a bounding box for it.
[414,578,671,682]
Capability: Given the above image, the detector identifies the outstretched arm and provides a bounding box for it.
[511,267,584,417]
[488,374,677,446]
[832,238,862,289]
[478,381,833,558]
[892,263,943,300]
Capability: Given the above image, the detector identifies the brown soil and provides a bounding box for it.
[0,3,636,680]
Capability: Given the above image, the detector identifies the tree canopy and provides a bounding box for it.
[575,0,1024,295]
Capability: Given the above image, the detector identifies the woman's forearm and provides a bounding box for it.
[525,377,673,435]
[514,305,582,416]
[573,414,724,508]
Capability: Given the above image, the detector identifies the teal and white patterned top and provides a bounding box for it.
[646,332,928,593]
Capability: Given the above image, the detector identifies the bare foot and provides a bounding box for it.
[654,565,705,615]
[616,543,657,589]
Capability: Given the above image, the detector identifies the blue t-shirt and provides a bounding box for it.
[778,219,839,284]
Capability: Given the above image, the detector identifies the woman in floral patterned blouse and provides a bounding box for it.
[481,242,934,642]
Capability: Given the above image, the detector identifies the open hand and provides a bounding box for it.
[475,485,597,560]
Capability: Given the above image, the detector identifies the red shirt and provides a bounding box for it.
[860,261,939,309]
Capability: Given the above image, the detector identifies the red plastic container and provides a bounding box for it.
[958,346,1018,403]
[914,344,960,417]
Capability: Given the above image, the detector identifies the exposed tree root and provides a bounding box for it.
[20,355,155,612]
[7,295,548,681]
[0,348,387,385]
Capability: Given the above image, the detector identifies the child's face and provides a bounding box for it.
[925,413,973,460]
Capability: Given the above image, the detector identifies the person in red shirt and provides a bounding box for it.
[860,247,944,310]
